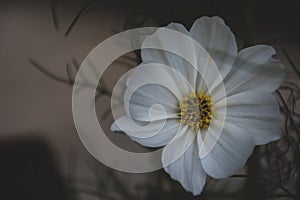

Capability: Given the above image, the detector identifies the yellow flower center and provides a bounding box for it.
[179,92,213,129]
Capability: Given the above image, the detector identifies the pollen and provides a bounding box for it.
[179,91,213,129]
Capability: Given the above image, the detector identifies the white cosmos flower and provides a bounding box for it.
[111,16,285,195]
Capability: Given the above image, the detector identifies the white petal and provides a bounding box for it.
[196,129,205,148]
[223,45,285,96]
[215,91,282,145]
[167,22,191,36]
[162,126,196,168]
[111,116,180,147]
[190,16,237,80]
[162,129,206,195]
[141,23,199,89]
[127,84,179,122]
[200,120,255,179]
[142,24,225,96]
[124,63,193,122]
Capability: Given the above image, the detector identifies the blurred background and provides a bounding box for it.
[0,0,299,199]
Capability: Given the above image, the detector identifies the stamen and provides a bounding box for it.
[179,92,213,129]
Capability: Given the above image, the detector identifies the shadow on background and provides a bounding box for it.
[0,136,73,200]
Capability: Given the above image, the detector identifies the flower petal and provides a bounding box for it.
[142,24,226,96]
[223,45,285,96]
[162,128,206,195]
[200,120,255,179]
[215,90,282,145]
[127,84,179,122]
[141,23,199,89]
[124,63,193,122]
[190,16,237,79]
[111,116,180,147]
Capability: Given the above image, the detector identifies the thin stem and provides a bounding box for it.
[231,174,296,198]
[51,0,59,30]
[282,48,300,78]
[28,58,70,84]
[64,0,95,36]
